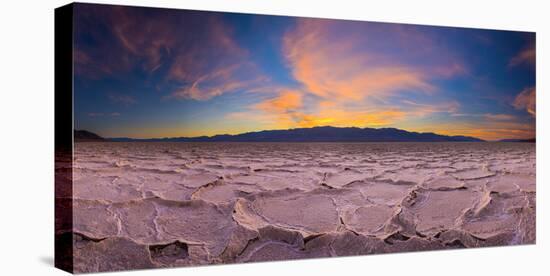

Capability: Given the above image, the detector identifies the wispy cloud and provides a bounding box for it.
[166,65,268,101]
[110,7,177,72]
[513,87,536,117]
[87,112,121,117]
[164,16,266,101]
[87,112,104,117]
[509,45,535,67]
[401,100,460,116]
[108,94,137,106]
[74,48,119,79]
[484,113,516,121]
[75,6,266,101]
[282,19,435,102]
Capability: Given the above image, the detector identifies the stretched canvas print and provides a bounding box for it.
[55,2,536,273]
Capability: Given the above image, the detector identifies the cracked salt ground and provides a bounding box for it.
[62,142,536,272]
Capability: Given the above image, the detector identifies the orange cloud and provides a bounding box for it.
[232,108,407,131]
[239,87,463,133]
[220,17,472,136]
[513,87,536,117]
[245,89,408,130]
[293,109,407,128]
[253,90,303,113]
[283,19,434,102]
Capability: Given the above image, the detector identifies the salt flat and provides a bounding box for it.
[62,142,535,272]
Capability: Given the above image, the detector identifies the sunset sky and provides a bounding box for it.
[73,4,536,140]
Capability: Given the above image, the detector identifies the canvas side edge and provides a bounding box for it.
[54,3,75,274]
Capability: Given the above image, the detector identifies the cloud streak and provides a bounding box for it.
[509,45,536,67]
[87,112,121,117]
[108,94,137,106]
[484,113,516,121]
[513,87,536,117]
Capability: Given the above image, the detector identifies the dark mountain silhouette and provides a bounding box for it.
[498,138,536,143]
[74,130,105,142]
[108,126,485,142]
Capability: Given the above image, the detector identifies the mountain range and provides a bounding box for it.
[74,130,106,142]
[99,126,486,142]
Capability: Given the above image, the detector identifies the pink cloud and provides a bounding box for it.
[282,19,437,103]
[110,7,177,72]
[509,45,536,67]
[484,113,516,121]
[513,87,536,117]
[75,6,265,101]
[433,62,468,78]
[164,17,266,101]
[74,48,118,79]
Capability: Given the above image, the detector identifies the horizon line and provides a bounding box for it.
[71,125,533,141]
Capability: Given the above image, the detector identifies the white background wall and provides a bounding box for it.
[0,0,547,275]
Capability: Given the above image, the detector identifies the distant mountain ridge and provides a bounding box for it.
[107,126,485,142]
[74,130,105,142]
[498,138,536,143]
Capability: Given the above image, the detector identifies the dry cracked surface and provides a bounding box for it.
[59,142,535,273]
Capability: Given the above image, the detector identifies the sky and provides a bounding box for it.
[73,3,536,140]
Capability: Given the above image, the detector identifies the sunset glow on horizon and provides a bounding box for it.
[74,4,536,140]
